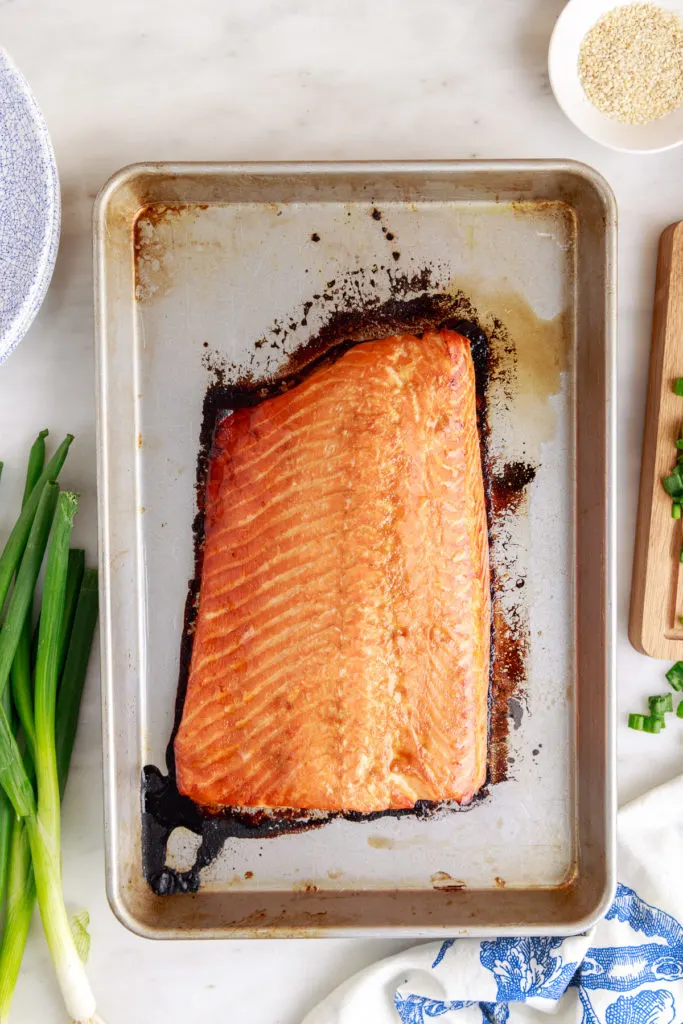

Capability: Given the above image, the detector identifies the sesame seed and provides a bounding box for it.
[578,3,683,124]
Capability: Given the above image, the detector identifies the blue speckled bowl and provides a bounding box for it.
[0,47,60,364]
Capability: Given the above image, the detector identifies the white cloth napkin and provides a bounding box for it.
[303,776,683,1024]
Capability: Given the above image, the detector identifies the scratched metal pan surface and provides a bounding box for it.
[94,161,616,939]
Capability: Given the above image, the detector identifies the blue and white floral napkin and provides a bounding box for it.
[303,775,683,1024]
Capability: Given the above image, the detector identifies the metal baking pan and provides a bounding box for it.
[94,161,616,938]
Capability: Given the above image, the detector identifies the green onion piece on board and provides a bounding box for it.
[649,694,673,714]
[663,472,683,497]
[676,439,683,449]
[642,716,663,734]
[678,700,683,719]
[628,713,646,731]
[672,503,681,519]
[666,661,683,691]
[674,378,683,396]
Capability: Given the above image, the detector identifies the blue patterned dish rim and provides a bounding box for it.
[0,46,60,364]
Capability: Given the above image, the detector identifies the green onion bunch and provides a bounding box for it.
[0,432,102,1023]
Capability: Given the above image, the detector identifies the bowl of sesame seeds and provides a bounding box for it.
[549,0,683,153]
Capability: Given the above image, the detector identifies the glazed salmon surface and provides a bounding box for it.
[174,329,490,813]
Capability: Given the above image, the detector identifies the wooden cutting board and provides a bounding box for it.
[631,221,683,658]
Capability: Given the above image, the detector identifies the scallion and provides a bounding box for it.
[26,493,102,1024]
[648,694,673,714]
[56,569,98,796]
[642,716,663,733]
[678,700,683,719]
[0,567,99,1017]
[674,377,683,396]
[663,471,683,497]
[0,685,12,919]
[666,661,683,691]
[672,503,680,519]
[0,434,72,614]
[628,713,646,730]
[0,492,105,1023]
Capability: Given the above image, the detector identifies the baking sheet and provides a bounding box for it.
[95,161,616,937]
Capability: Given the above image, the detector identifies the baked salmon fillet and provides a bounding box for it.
[174,329,490,813]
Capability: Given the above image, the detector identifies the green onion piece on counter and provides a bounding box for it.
[678,700,683,719]
[676,439,683,449]
[666,661,683,690]
[628,713,646,730]
[651,713,666,728]
[649,694,673,714]
[674,378,683,396]
[672,503,681,519]
[642,716,663,733]
[663,472,683,497]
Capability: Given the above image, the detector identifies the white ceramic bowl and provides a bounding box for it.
[549,0,683,153]
[0,47,60,363]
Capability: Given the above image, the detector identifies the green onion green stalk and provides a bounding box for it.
[0,434,103,1024]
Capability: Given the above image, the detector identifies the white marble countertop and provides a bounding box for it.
[0,0,680,1020]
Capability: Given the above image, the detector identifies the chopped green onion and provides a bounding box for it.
[663,471,683,497]
[676,439,683,449]
[666,661,683,691]
[649,694,673,713]
[678,700,683,718]
[628,713,646,730]
[642,716,663,733]
[674,378,683,396]
[672,503,680,519]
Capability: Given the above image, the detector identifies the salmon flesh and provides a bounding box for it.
[174,329,490,813]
